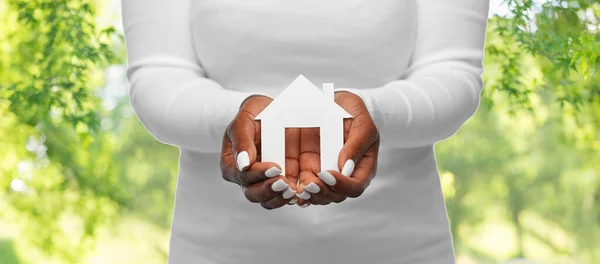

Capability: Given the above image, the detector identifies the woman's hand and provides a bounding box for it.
[220,95,300,210]
[296,91,380,206]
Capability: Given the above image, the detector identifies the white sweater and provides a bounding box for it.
[121,0,489,263]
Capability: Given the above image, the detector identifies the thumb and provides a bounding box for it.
[337,119,378,177]
[227,113,259,172]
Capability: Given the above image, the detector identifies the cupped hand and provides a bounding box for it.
[296,91,380,207]
[220,95,301,210]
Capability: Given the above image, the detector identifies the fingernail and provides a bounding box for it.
[318,171,336,186]
[341,159,355,177]
[297,191,311,200]
[236,151,250,171]
[271,179,289,192]
[265,167,282,178]
[288,198,298,205]
[304,182,321,194]
[283,187,296,199]
[299,203,310,208]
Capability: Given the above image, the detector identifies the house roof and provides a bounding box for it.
[255,75,352,122]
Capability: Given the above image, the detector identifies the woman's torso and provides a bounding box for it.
[168,1,455,263]
[191,0,416,96]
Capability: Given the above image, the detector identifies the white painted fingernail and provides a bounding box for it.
[265,167,282,178]
[299,203,310,208]
[341,159,355,177]
[288,198,298,205]
[271,179,289,192]
[317,171,336,186]
[283,187,296,199]
[236,151,250,171]
[297,191,311,200]
[304,182,321,193]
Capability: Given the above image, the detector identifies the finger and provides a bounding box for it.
[287,196,299,206]
[296,166,345,206]
[301,175,346,205]
[297,127,323,203]
[285,128,301,189]
[310,191,347,205]
[317,170,364,198]
[298,127,320,186]
[227,111,260,172]
[243,176,296,203]
[350,138,380,183]
[337,117,379,177]
[297,170,330,204]
[296,199,310,208]
[260,188,296,210]
[285,156,299,196]
[221,153,284,187]
[318,140,379,198]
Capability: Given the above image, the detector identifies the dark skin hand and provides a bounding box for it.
[220,95,301,210]
[295,91,380,207]
[221,91,380,209]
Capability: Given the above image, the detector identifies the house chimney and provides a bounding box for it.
[323,83,334,101]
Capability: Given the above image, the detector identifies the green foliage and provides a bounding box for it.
[1,0,122,132]
[0,0,598,263]
[441,1,600,262]
[0,0,128,262]
[495,0,600,110]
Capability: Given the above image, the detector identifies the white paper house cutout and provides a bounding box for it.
[255,75,353,176]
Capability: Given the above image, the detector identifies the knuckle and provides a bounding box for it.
[230,137,243,151]
[221,172,230,182]
[311,187,331,199]
[243,189,255,203]
[239,108,258,120]
[371,168,378,179]
[310,200,322,205]
[219,159,229,176]
[317,187,330,197]
[333,197,347,204]
[347,188,365,198]
[260,202,275,210]
[226,120,239,139]
[242,192,252,203]
[348,145,362,157]
[370,128,380,143]
[309,193,322,201]
[242,188,259,203]
[225,120,234,134]
[362,179,372,191]
[238,174,250,187]
[307,198,318,205]
[229,119,252,142]
[220,167,235,184]
[314,199,330,205]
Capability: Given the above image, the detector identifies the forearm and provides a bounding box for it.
[122,0,265,152]
[338,0,488,149]
[338,60,483,148]
[127,58,261,152]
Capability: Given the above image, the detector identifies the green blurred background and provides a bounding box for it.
[0,0,598,263]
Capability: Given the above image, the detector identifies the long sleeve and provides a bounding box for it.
[337,0,490,149]
[121,0,267,153]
